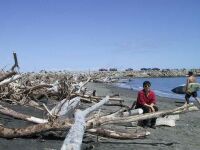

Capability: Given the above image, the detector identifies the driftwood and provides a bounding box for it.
[156,118,175,127]
[87,128,150,140]
[50,97,80,118]
[86,104,196,128]
[0,55,199,150]
[0,104,197,139]
[0,71,17,82]
[11,52,19,71]
[22,84,53,94]
[0,74,22,87]
[71,93,124,103]
[0,105,48,124]
[0,97,81,124]
[155,114,180,127]
[61,96,109,150]
[0,119,73,138]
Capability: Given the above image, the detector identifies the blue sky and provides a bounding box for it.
[0,0,200,72]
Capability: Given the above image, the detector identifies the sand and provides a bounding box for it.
[0,82,200,150]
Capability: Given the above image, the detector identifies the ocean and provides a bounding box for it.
[115,76,200,101]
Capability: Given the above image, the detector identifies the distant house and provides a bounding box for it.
[125,68,133,71]
[140,68,151,71]
[152,68,160,71]
[109,68,117,71]
[99,68,108,71]
[162,69,170,72]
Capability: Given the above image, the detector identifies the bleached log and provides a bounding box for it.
[156,118,176,127]
[0,105,48,124]
[0,71,17,82]
[173,105,199,114]
[47,80,59,92]
[22,84,53,94]
[61,96,109,150]
[86,108,141,127]
[86,104,195,128]
[0,74,22,87]
[155,114,180,127]
[0,119,73,138]
[19,98,44,110]
[74,77,91,94]
[50,97,80,118]
[71,93,124,102]
[0,103,197,139]
[87,128,150,140]
[0,97,81,124]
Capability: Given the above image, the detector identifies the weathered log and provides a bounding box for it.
[173,105,199,114]
[0,119,73,138]
[155,114,180,127]
[61,96,109,150]
[76,77,91,93]
[50,97,80,118]
[71,93,124,103]
[86,104,195,128]
[22,84,53,94]
[0,103,197,139]
[156,118,176,127]
[87,128,150,140]
[0,74,22,87]
[0,71,17,82]
[0,105,48,124]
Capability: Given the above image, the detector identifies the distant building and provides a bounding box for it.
[140,68,151,71]
[99,68,108,71]
[162,69,170,72]
[152,68,160,71]
[109,68,117,71]
[125,68,133,71]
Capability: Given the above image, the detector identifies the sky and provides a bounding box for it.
[0,0,200,72]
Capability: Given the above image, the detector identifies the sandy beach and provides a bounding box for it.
[0,82,200,150]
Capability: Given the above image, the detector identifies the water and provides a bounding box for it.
[115,77,200,101]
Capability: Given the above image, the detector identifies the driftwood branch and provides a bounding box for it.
[87,128,150,139]
[11,52,19,71]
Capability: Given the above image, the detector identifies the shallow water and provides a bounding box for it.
[115,77,200,101]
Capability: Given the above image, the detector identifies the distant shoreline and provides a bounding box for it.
[24,69,200,78]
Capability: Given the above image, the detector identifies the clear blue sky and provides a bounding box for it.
[0,0,200,72]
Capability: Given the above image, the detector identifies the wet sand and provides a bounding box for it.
[0,82,200,150]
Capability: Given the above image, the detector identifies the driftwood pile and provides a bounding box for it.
[0,53,199,150]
